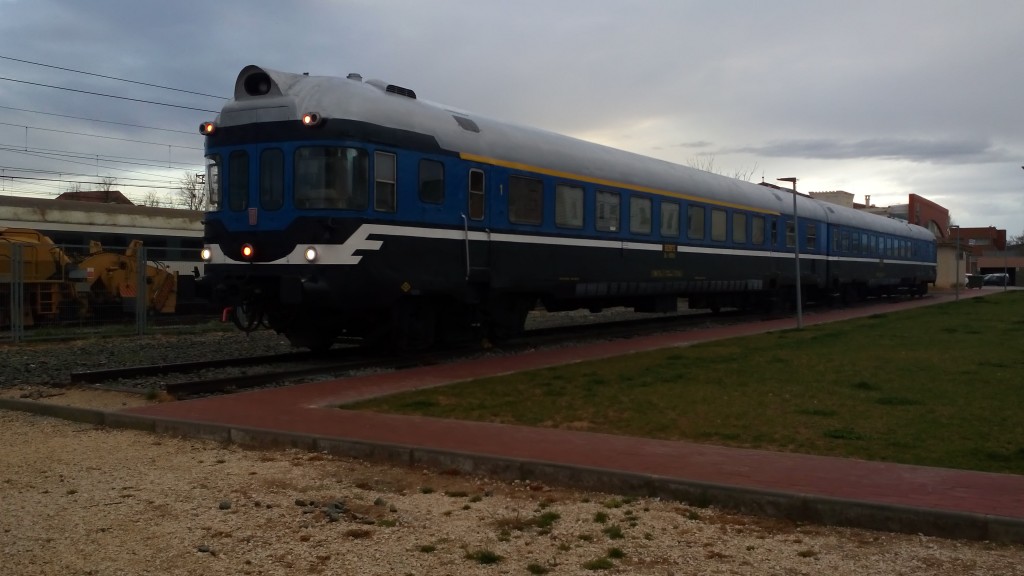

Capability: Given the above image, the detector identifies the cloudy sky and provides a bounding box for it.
[1,0,1021,234]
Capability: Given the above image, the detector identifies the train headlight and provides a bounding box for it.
[199,121,215,135]
[304,246,318,263]
[241,243,254,259]
[200,247,212,261]
[301,112,322,127]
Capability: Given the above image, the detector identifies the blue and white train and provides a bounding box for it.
[199,65,937,351]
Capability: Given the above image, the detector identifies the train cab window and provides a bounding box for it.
[294,146,368,210]
[687,205,705,240]
[259,148,284,211]
[732,213,746,244]
[596,190,620,232]
[227,150,249,212]
[660,201,680,237]
[419,160,444,204]
[629,197,652,235]
[509,175,543,225]
[806,223,817,251]
[468,169,484,220]
[205,155,221,208]
[752,215,765,245]
[555,183,584,229]
[785,221,795,248]
[374,151,397,213]
[711,208,727,242]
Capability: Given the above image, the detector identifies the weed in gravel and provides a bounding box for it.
[602,525,624,539]
[344,528,372,539]
[418,544,436,553]
[797,549,818,558]
[593,511,609,523]
[465,548,503,564]
[582,556,614,570]
[527,563,551,574]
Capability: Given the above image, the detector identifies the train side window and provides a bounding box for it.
[629,196,652,235]
[751,215,765,245]
[687,205,704,240]
[228,150,249,211]
[259,148,284,211]
[596,190,620,232]
[419,159,444,204]
[841,230,850,252]
[555,183,584,229]
[861,233,868,255]
[785,221,795,248]
[807,223,817,251]
[509,175,543,225]
[468,169,484,220]
[732,213,746,244]
[205,155,221,208]
[770,220,778,246]
[374,151,397,213]
[660,201,680,237]
[710,208,727,242]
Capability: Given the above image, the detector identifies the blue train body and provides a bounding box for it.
[200,65,937,350]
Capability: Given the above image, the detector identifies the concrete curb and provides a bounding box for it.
[3,397,1022,543]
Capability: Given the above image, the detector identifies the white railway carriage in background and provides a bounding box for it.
[0,194,204,277]
[200,65,936,351]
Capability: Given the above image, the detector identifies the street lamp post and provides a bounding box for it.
[951,225,960,301]
[777,177,802,328]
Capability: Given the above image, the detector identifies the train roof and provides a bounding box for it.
[0,194,202,237]
[215,66,935,243]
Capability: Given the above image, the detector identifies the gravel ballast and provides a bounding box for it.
[3,409,1023,575]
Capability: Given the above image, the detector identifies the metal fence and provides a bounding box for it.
[1,242,207,344]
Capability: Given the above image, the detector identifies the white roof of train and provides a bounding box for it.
[216,65,935,243]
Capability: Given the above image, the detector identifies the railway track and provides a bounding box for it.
[71,296,915,400]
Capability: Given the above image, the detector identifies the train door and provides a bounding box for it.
[465,166,491,280]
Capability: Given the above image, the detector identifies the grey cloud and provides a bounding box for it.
[725,138,1015,165]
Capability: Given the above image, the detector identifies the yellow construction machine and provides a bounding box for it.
[0,228,177,326]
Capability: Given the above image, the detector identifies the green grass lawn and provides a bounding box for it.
[346,292,1024,475]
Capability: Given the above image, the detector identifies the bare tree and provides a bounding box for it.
[177,172,206,210]
[63,181,82,193]
[141,190,162,207]
[687,154,759,182]
[98,176,117,192]
[1008,231,1024,248]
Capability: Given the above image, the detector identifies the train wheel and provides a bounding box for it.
[484,295,534,342]
[392,298,437,352]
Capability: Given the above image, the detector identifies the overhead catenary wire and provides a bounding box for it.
[0,76,220,113]
[0,121,202,150]
[0,54,228,100]
[0,55,216,202]
[0,105,198,135]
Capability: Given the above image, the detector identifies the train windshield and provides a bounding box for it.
[294,146,369,210]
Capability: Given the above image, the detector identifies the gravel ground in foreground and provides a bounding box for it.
[3,409,1024,576]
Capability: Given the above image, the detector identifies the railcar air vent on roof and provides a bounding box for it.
[453,115,480,133]
[385,84,417,99]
